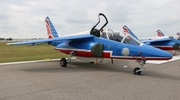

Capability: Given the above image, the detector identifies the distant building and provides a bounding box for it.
[0,37,46,42]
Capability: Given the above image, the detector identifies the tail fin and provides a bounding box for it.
[176,32,180,37]
[156,30,164,37]
[122,25,139,40]
[45,16,59,38]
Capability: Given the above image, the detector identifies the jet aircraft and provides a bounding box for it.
[176,32,180,37]
[122,25,180,55]
[157,30,180,40]
[7,13,172,75]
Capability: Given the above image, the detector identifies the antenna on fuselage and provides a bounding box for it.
[90,13,108,37]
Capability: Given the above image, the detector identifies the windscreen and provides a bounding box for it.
[121,34,141,46]
[101,29,123,42]
[100,29,142,46]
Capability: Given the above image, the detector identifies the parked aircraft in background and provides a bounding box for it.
[122,25,180,55]
[157,30,180,40]
[156,30,174,38]
[7,13,172,75]
[177,32,180,40]
[157,30,165,37]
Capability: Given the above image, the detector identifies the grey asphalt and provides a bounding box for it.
[0,59,180,100]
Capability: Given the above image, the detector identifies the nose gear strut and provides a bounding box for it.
[134,59,146,75]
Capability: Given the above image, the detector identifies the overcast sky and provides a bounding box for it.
[0,0,180,38]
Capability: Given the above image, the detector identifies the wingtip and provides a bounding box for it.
[6,43,13,46]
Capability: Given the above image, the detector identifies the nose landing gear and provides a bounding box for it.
[133,60,146,75]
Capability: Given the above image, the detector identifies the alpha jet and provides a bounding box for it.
[7,13,172,75]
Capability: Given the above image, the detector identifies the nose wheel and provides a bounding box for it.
[133,60,146,75]
[133,67,142,75]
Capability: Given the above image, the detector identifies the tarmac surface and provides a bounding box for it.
[0,59,180,100]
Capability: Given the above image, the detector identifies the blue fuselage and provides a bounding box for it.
[53,36,172,60]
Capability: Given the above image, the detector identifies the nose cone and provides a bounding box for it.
[143,45,173,60]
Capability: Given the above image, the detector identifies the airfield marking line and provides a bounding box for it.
[0,58,77,66]
[0,59,60,66]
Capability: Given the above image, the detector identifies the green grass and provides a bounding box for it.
[0,42,67,63]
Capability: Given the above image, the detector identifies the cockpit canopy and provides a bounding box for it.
[100,29,143,46]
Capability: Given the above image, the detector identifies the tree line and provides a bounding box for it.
[0,38,13,41]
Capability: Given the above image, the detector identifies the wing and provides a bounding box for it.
[141,38,172,45]
[7,34,94,46]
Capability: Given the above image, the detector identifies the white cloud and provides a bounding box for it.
[0,0,180,38]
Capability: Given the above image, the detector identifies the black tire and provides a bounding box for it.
[134,67,141,75]
[60,58,67,67]
[89,62,94,64]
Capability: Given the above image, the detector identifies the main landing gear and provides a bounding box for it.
[60,51,76,67]
[60,58,67,67]
[133,60,146,75]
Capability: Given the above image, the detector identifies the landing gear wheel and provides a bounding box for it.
[134,67,142,75]
[89,62,94,64]
[60,58,67,67]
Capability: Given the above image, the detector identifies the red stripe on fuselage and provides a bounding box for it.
[55,49,111,58]
[54,48,171,60]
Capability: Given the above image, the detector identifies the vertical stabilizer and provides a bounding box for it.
[176,32,180,37]
[122,25,139,40]
[45,16,59,38]
[156,30,165,37]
